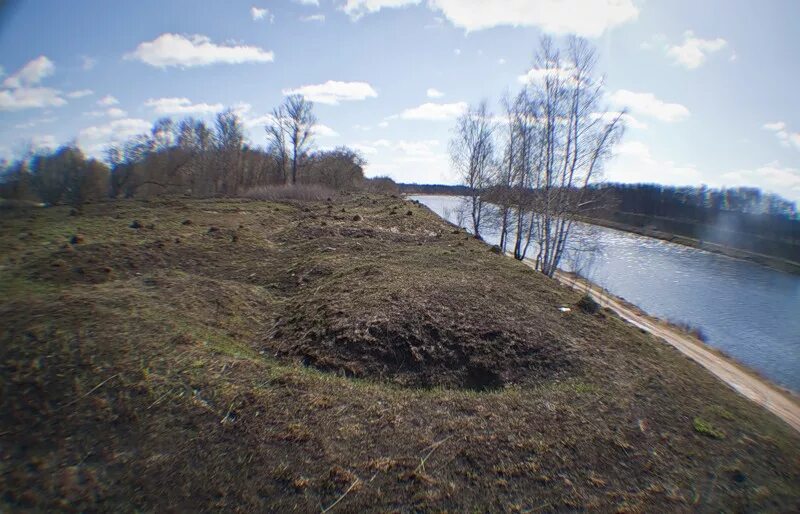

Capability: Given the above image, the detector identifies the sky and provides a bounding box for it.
[0,0,798,200]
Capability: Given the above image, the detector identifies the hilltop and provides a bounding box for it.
[1,194,798,512]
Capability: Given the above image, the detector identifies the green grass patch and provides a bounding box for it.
[693,417,725,439]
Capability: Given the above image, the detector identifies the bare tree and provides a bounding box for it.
[449,100,495,239]
[509,89,542,261]
[520,36,625,276]
[265,108,289,184]
[215,109,245,194]
[265,95,316,185]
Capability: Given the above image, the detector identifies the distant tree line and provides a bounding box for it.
[0,94,399,208]
[590,183,800,261]
[398,183,470,195]
[595,182,797,221]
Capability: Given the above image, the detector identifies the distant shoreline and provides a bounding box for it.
[577,215,800,275]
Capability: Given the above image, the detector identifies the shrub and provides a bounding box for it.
[693,417,725,439]
[242,184,335,202]
[577,294,600,314]
[670,319,709,342]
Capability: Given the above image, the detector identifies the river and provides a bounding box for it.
[411,195,800,392]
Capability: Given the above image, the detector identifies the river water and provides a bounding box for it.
[411,195,800,392]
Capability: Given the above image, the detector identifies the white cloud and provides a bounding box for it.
[395,139,440,157]
[609,90,690,122]
[763,121,800,151]
[665,31,727,69]
[377,120,389,128]
[79,118,151,144]
[145,97,223,115]
[295,0,319,4]
[518,64,577,85]
[498,58,506,65]
[399,101,467,121]
[80,55,97,71]
[0,87,66,111]
[343,0,421,20]
[344,0,638,36]
[301,14,326,22]
[591,111,647,130]
[454,48,461,55]
[97,95,119,106]
[313,124,339,137]
[2,56,55,88]
[426,88,444,98]
[250,6,274,22]
[608,140,702,185]
[84,107,129,118]
[721,162,800,202]
[106,107,127,118]
[282,80,378,105]
[351,143,379,155]
[31,134,58,150]
[763,121,786,132]
[242,114,275,129]
[251,6,267,20]
[0,56,66,111]
[66,89,93,99]
[433,0,637,36]
[124,33,274,68]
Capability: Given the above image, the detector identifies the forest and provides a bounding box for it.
[0,95,397,209]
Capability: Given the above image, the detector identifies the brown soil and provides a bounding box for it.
[1,194,798,512]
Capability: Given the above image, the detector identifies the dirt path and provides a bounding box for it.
[520,262,800,433]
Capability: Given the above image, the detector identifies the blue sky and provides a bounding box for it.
[0,0,798,200]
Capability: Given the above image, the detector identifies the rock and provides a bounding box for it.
[68,208,78,216]
[146,223,155,230]
[130,220,142,229]
[406,210,413,216]
[69,234,85,245]
[352,214,362,222]
[489,245,501,254]
[181,219,193,225]
[208,226,220,233]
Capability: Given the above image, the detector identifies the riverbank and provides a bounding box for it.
[579,215,800,274]
[550,269,800,432]
[2,194,798,511]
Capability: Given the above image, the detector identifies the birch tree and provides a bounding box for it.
[522,36,625,276]
[266,94,316,185]
[449,100,495,239]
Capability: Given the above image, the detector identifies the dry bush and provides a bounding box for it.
[242,184,334,202]
[670,319,709,342]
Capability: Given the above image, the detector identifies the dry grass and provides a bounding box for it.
[0,193,798,512]
[242,183,334,201]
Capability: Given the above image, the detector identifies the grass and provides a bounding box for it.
[693,417,726,439]
[0,193,798,512]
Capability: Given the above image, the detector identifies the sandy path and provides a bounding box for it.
[521,261,800,433]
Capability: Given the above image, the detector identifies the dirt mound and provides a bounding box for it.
[268,281,577,390]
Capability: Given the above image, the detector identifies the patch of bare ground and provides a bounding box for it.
[1,193,798,512]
